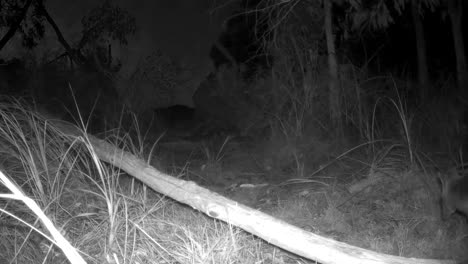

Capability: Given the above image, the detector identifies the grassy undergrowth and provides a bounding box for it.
[0,100,279,264]
[0,97,466,264]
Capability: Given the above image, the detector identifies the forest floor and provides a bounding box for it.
[148,119,468,262]
[0,103,467,264]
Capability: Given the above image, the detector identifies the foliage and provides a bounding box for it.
[0,0,45,48]
[1,0,136,63]
[78,0,136,73]
[80,0,136,47]
[349,0,395,30]
[348,0,440,31]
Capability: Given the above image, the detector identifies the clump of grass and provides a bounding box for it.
[200,136,232,170]
[0,98,88,263]
[0,98,281,264]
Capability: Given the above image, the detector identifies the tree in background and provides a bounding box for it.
[0,0,136,70]
[447,0,467,93]
[324,0,342,137]
[349,0,440,99]
[79,0,136,71]
[411,0,430,99]
[0,0,43,50]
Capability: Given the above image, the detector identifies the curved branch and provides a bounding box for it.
[0,0,34,51]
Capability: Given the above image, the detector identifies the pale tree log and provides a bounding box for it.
[53,120,455,264]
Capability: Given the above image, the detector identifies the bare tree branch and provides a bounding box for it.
[0,0,34,51]
[36,0,84,65]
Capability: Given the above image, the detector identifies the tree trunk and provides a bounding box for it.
[324,0,341,137]
[0,0,34,51]
[411,0,430,101]
[448,0,468,92]
[448,0,468,154]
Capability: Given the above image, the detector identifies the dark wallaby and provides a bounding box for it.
[440,168,468,219]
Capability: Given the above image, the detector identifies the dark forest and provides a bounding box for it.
[0,0,467,263]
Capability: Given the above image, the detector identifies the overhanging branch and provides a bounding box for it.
[0,0,34,51]
[36,0,84,65]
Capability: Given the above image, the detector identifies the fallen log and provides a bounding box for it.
[53,120,456,264]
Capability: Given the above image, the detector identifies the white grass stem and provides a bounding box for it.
[0,170,87,264]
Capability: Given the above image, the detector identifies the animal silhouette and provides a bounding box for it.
[440,168,468,219]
